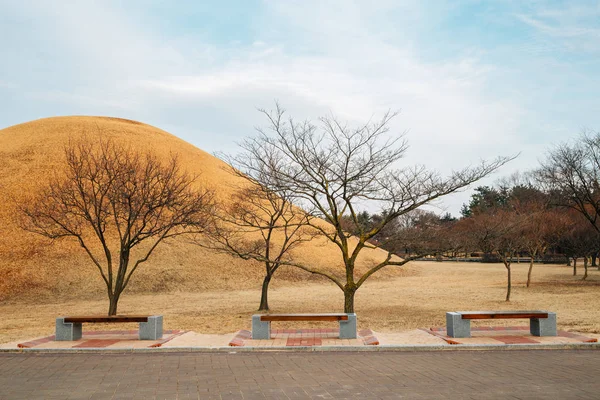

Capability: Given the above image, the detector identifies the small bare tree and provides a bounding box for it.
[520,208,563,287]
[505,182,561,287]
[556,213,600,280]
[21,139,214,315]
[203,170,316,311]
[461,209,524,301]
[231,104,513,313]
[494,213,524,302]
[577,228,600,280]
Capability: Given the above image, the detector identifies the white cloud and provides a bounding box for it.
[517,14,600,39]
[26,90,139,111]
[128,1,525,215]
[2,0,594,215]
[516,3,600,54]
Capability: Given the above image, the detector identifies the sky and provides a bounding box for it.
[1,0,599,216]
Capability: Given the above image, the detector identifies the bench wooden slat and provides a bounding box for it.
[64,315,150,323]
[260,313,349,322]
[457,311,548,320]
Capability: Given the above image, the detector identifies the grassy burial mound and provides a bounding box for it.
[0,116,405,303]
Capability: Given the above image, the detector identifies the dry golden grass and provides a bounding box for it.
[0,116,398,301]
[2,261,600,344]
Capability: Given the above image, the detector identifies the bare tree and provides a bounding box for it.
[505,181,562,287]
[494,212,525,302]
[460,209,524,301]
[538,131,600,232]
[556,212,600,280]
[21,139,214,315]
[230,104,513,313]
[520,208,564,287]
[202,171,316,311]
[577,228,600,280]
[461,174,567,288]
[557,220,579,274]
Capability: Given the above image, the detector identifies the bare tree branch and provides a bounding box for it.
[20,137,215,315]
[221,103,514,312]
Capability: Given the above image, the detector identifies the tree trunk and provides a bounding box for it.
[343,289,356,313]
[592,253,597,267]
[258,274,272,311]
[583,257,588,280]
[108,293,119,316]
[505,263,511,302]
[107,251,129,316]
[573,257,577,276]
[526,256,534,288]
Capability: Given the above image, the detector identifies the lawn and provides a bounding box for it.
[1,261,599,344]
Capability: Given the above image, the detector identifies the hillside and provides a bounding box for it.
[0,116,407,302]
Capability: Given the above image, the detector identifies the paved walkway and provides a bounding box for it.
[6,327,597,350]
[2,350,600,399]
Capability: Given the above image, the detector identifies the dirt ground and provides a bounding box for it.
[2,261,599,344]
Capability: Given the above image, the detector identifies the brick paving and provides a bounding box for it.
[229,328,378,347]
[427,326,598,345]
[16,330,185,349]
[1,350,600,399]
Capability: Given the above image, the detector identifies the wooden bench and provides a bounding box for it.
[252,313,357,339]
[446,311,557,338]
[55,315,163,341]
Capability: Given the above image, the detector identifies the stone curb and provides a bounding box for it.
[1,342,600,354]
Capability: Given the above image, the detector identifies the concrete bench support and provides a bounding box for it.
[446,311,557,338]
[339,313,357,339]
[251,313,358,340]
[446,312,471,338]
[55,317,82,341]
[530,312,557,336]
[252,315,271,339]
[139,316,163,340]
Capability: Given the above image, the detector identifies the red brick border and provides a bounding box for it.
[423,327,599,345]
[556,330,598,343]
[17,335,56,348]
[229,330,251,347]
[359,329,380,345]
[149,330,185,348]
[17,330,185,349]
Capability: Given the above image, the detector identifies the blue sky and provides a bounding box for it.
[1,0,599,215]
